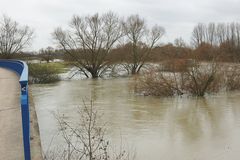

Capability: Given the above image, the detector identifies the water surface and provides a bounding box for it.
[32,78,240,160]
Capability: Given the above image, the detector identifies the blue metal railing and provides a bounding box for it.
[0,60,31,160]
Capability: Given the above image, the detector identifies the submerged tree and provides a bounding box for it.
[0,15,34,59]
[122,15,165,74]
[53,12,122,78]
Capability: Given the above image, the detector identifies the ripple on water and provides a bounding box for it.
[31,78,240,160]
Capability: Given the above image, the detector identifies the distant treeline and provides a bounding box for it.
[1,13,240,78]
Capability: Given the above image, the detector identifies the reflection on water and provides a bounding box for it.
[31,78,240,160]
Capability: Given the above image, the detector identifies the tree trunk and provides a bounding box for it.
[89,69,99,79]
[131,69,137,75]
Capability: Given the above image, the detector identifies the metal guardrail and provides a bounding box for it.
[0,60,31,160]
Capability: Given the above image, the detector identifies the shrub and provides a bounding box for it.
[136,62,226,97]
[182,62,222,96]
[224,65,240,91]
[28,63,63,84]
[136,69,182,96]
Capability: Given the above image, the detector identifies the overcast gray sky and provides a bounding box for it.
[0,0,240,51]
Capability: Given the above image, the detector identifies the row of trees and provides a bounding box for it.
[0,13,165,78]
[53,12,165,78]
[1,13,240,78]
[192,22,240,48]
[191,22,240,61]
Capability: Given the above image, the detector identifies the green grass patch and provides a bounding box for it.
[28,62,67,84]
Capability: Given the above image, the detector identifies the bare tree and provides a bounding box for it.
[206,23,216,46]
[174,37,187,48]
[122,15,165,74]
[216,23,227,45]
[53,12,122,78]
[0,15,34,59]
[38,46,54,63]
[44,100,135,160]
[191,23,207,48]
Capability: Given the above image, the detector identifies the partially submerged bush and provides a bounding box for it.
[182,63,222,96]
[224,65,240,91]
[29,63,63,84]
[136,70,182,96]
[136,62,229,97]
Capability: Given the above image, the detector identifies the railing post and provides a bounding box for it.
[20,81,31,160]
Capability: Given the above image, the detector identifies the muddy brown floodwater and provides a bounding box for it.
[32,77,240,160]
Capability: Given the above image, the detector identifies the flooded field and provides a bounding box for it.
[32,78,240,160]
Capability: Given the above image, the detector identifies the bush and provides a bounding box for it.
[28,63,63,84]
[182,63,222,96]
[136,62,226,97]
[136,69,182,96]
[224,65,240,91]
